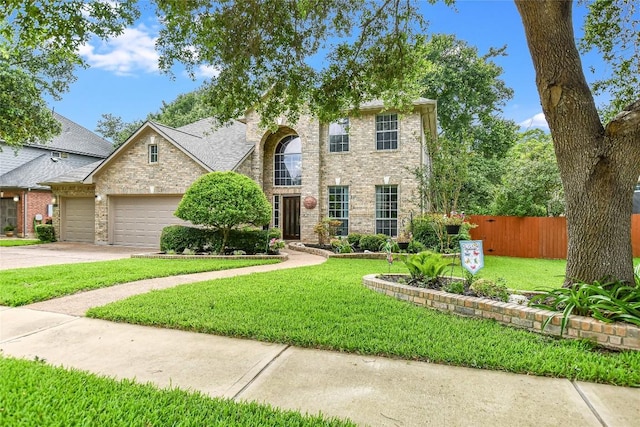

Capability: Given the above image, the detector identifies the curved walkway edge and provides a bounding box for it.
[23,249,326,316]
[1,247,639,426]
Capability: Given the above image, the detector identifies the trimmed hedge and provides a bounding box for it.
[358,234,389,252]
[160,225,281,255]
[35,224,56,242]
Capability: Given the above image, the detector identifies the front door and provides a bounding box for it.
[282,196,300,240]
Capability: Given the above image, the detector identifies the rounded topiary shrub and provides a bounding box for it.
[175,171,271,253]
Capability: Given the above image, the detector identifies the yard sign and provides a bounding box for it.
[459,240,484,275]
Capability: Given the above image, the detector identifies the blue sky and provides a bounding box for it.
[49,0,605,134]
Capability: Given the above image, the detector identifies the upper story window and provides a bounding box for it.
[148,144,158,164]
[376,113,398,150]
[329,118,349,153]
[51,151,68,159]
[274,135,302,186]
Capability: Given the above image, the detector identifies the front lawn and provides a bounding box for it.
[0,258,279,306]
[88,258,640,386]
[463,255,567,290]
[0,357,353,426]
[0,239,42,247]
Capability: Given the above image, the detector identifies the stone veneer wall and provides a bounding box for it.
[318,113,425,236]
[92,129,208,244]
[245,111,322,241]
[363,274,640,351]
[244,107,432,242]
[49,184,95,240]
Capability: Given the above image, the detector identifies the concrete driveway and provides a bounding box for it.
[0,242,154,270]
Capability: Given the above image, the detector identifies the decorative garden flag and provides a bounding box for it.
[459,240,484,275]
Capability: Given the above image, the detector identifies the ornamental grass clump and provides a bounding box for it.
[530,270,640,336]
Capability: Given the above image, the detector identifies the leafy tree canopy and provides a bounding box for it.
[579,0,640,122]
[154,0,451,128]
[493,129,564,217]
[0,0,138,147]
[421,34,517,159]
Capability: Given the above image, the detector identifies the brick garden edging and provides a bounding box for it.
[363,274,640,351]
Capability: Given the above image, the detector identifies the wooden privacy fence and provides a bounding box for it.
[468,215,640,259]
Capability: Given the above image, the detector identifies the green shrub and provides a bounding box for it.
[175,171,271,253]
[346,233,362,248]
[401,251,449,286]
[160,226,281,255]
[411,214,473,253]
[470,278,509,302]
[160,225,214,253]
[443,281,465,294]
[407,240,426,253]
[358,234,388,252]
[226,228,281,255]
[331,237,353,253]
[35,224,56,242]
[410,216,440,250]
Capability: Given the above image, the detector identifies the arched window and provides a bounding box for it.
[274,135,302,186]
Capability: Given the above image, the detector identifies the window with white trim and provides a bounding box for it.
[329,118,349,153]
[375,185,398,236]
[328,186,349,236]
[376,113,398,150]
[274,135,302,186]
[148,144,158,164]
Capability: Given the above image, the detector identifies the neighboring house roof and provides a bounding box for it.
[0,154,102,190]
[25,112,113,158]
[85,118,252,183]
[39,160,104,186]
[0,113,112,190]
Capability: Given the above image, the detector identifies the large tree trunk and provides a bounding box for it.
[515,0,640,285]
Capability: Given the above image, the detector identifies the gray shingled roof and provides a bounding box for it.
[0,155,103,190]
[39,160,104,185]
[153,118,253,171]
[26,112,114,158]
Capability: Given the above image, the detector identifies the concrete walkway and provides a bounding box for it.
[1,248,639,426]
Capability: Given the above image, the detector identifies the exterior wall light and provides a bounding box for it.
[13,195,19,202]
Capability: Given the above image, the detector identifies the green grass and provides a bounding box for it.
[88,258,640,387]
[0,239,42,247]
[0,258,279,306]
[0,356,354,426]
[467,256,567,290]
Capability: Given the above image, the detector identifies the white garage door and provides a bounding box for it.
[111,196,188,248]
[62,198,95,242]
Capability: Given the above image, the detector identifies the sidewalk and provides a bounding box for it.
[1,250,638,426]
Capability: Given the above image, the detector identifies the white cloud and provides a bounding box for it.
[194,64,220,79]
[79,24,159,76]
[519,112,549,130]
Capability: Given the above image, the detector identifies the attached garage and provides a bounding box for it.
[110,196,188,248]
[61,197,95,242]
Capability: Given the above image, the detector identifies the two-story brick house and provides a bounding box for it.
[47,98,436,247]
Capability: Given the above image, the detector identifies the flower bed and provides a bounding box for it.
[363,274,640,351]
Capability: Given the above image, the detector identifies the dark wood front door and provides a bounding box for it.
[282,196,300,240]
